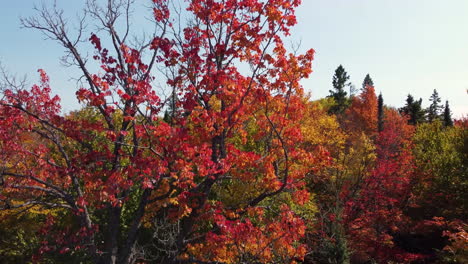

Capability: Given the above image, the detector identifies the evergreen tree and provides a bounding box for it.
[400,95,414,120]
[378,93,384,132]
[362,74,374,90]
[329,65,350,114]
[443,100,454,127]
[427,89,443,122]
[400,94,425,125]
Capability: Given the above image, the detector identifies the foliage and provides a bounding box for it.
[362,74,374,90]
[0,1,316,263]
[378,93,384,132]
[344,85,378,137]
[427,89,443,123]
[400,94,426,125]
[444,100,454,127]
[0,1,466,264]
[412,121,468,220]
[344,108,419,263]
[328,65,351,115]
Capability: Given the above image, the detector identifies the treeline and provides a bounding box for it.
[328,65,455,127]
[303,65,467,263]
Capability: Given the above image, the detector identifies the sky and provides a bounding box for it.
[0,0,467,117]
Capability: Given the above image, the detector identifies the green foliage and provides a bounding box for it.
[315,97,338,113]
[362,73,374,90]
[427,89,443,122]
[400,94,426,125]
[444,100,454,127]
[328,65,351,115]
[412,121,468,220]
[378,93,384,132]
[0,211,39,263]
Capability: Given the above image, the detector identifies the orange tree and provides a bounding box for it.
[0,0,317,263]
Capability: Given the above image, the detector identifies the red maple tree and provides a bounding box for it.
[0,1,316,263]
[343,109,424,263]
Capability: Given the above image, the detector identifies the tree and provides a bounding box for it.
[412,122,467,220]
[344,109,421,263]
[362,74,374,90]
[345,85,378,136]
[409,122,468,262]
[378,93,384,132]
[400,94,425,125]
[443,100,454,127]
[304,98,377,264]
[328,65,350,114]
[300,99,347,154]
[427,89,443,122]
[0,1,316,263]
[310,132,376,264]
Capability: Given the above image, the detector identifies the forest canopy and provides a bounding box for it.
[0,1,466,264]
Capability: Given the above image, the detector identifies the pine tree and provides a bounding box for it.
[443,100,454,127]
[329,65,350,114]
[378,93,384,132]
[362,74,374,90]
[400,94,425,125]
[427,89,443,122]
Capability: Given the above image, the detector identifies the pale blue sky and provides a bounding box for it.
[1,0,467,117]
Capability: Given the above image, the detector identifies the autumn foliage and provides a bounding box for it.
[0,1,467,264]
